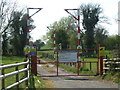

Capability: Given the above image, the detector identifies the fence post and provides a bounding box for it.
[77,61,80,75]
[30,44,37,76]
[16,62,19,89]
[99,44,104,75]
[57,51,59,76]
[96,62,99,75]
[90,62,92,71]
[24,58,28,87]
[2,64,5,90]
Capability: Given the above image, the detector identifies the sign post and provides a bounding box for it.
[30,44,37,76]
[99,44,105,75]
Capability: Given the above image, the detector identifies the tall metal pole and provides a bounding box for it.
[26,8,30,45]
[77,9,81,62]
[26,8,42,77]
[26,8,43,46]
[64,9,81,75]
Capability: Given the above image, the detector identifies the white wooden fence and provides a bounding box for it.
[103,58,120,73]
[0,59,30,90]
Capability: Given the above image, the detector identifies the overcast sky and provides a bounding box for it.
[17,0,119,41]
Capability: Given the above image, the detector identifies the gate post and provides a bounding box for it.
[30,44,37,76]
[99,44,104,75]
[56,51,59,76]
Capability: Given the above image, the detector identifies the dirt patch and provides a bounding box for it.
[44,79,55,88]
[43,65,56,73]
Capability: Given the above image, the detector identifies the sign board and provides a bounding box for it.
[59,50,77,62]
[24,45,30,55]
[30,46,36,56]
[99,47,105,56]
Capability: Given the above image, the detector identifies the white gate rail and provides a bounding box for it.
[0,60,30,90]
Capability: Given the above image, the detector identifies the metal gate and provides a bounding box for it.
[37,49,99,77]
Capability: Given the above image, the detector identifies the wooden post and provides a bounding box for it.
[16,62,19,89]
[90,62,92,71]
[30,44,37,76]
[99,44,103,75]
[38,60,41,64]
[96,62,99,75]
[77,61,80,75]
[2,64,5,90]
[57,51,59,76]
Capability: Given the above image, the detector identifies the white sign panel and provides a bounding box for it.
[59,51,77,62]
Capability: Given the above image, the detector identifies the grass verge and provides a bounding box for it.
[98,71,120,84]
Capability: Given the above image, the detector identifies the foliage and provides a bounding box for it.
[0,0,35,56]
[46,3,108,53]
[34,39,45,50]
[105,35,120,58]
[94,26,108,48]
[55,29,69,49]
[46,16,77,49]
[101,71,120,83]
[0,0,17,56]
[80,4,103,56]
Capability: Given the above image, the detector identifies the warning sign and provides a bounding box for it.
[59,50,77,62]
[30,46,36,56]
[99,47,105,56]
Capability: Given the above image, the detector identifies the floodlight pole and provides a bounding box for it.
[26,8,43,45]
[26,8,42,76]
[64,9,81,62]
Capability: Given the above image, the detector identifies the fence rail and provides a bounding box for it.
[0,59,30,90]
[103,58,120,73]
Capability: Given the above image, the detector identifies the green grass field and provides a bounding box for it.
[2,56,24,64]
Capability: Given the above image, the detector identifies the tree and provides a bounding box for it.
[10,11,35,56]
[55,29,69,49]
[115,35,120,57]
[94,26,108,47]
[105,35,117,50]
[80,4,102,56]
[34,39,45,50]
[0,0,17,55]
[46,16,77,49]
